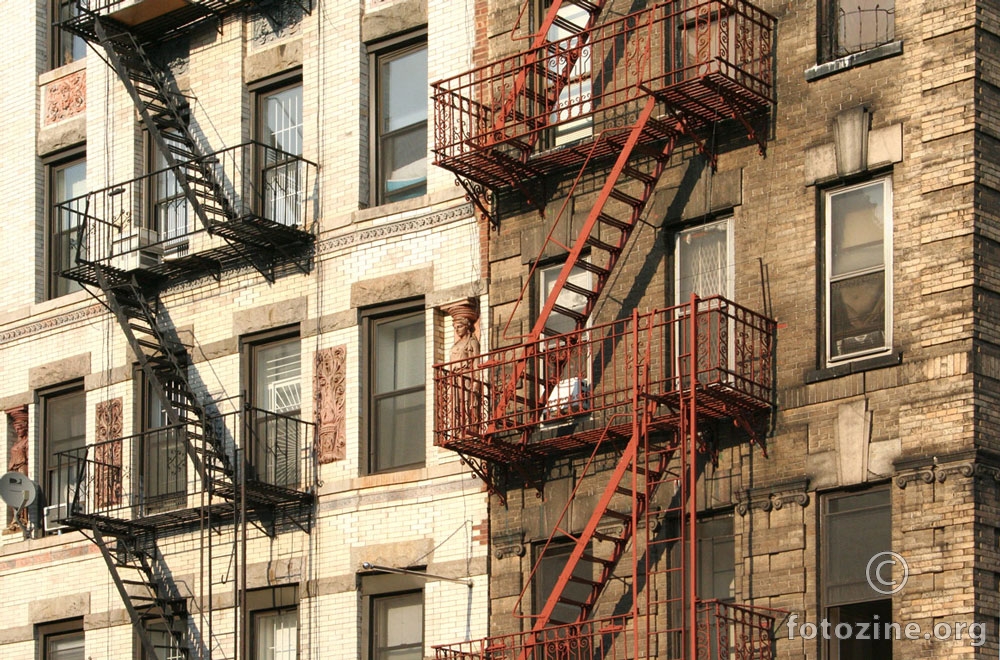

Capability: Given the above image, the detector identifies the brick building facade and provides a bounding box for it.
[3,0,1000,659]
[0,1,489,659]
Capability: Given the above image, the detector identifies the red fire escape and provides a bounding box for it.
[433,1,779,658]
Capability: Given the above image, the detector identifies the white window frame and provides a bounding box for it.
[537,260,593,421]
[824,176,893,366]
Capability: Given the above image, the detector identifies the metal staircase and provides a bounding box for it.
[90,16,304,282]
[432,2,780,658]
[94,268,232,493]
[52,3,317,658]
[93,527,190,660]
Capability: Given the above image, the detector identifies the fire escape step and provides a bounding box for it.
[602,509,631,522]
[622,165,656,185]
[574,259,610,279]
[584,234,622,255]
[596,212,629,231]
[579,553,613,567]
[560,280,598,300]
[608,188,642,208]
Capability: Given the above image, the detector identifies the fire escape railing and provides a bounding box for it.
[434,296,775,456]
[58,141,316,284]
[432,0,775,189]
[49,402,315,531]
[433,602,778,660]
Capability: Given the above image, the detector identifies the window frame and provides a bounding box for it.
[531,538,594,625]
[534,0,594,150]
[40,382,87,512]
[251,71,304,227]
[38,617,85,660]
[45,147,87,300]
[696,513,735,603]
[368,30,429,206]
[823,176,893,366]
[245,585,298,660]
[242,326,303,487]
[50,1,87,70]
[361,301,427,475]
[820,487,893,659]
[817,0,896,65]
[145,130,190,254]
[370,590,424,660]
[134,368,188,513]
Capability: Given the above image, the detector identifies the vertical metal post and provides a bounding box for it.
[686,294,699,660]
[630,308,640,660]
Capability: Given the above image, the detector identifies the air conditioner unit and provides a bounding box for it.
[43,503,71,533]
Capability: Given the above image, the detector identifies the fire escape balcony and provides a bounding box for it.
[433,601,779,660]
[61,0,304,44]
[47,400,315,538]
[59,141,316,290]
[432,0,775,192]
[434,296,775,464]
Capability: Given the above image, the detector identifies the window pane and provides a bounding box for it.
[381,49,427,133]
[52,158,87,297]
[837,0,894,56]
[677,218,731,302]
[374,592,422,660]
[383,124,428,202]
[534,542,592,625]
[255,340,301,414]
[54,1,87,67]
[540,263,592,336]
[48,631,85,660]
[830,182,885,277]
[375,316,424,393]
[378,44,427,204]
[264,86,303,156]
[825,490,890,606]
[830,271,886,358]
[374,391,425,470]
[255,610,297,660]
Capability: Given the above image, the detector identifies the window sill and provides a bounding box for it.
[38,58,87,87]
[805,41,903,82]
[805,351,902,383]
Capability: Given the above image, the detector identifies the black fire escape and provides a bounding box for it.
[53,2,315,658]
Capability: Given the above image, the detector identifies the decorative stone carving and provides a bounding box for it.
[5,406,29,533]
[94,399,123,509]
[443,299,481,364]
[44,70,86,125]
[492,529,525,559]
[736,479,810,515]
[314,346,347,464]
[252,2,305,46]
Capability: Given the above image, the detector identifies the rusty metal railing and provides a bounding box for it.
[432,0,774,176]
[433,296,775,454]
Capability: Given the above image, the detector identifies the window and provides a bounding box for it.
[697,515,735,602]
[675,218,734,384]
[39,619,85,660]
[537,261,593,419]
[371,592,423,660]
[138,623,184,660]
[51,1,86,68]
[48,153,86,299]
[824,177,892,364]
[246,330,302,487]
[819,0,895,63]
[371,35,428,205]
[823,489,892,660]
[42,385,86,510]
[256,79,304,226]
[149,131,190,251]
[248,586,298,660]
[537,1,593,147]
[533,540,592,626]
[137,372,187,513]
[364,305,426,474]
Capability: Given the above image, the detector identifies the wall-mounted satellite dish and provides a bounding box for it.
[0,471,36,509]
